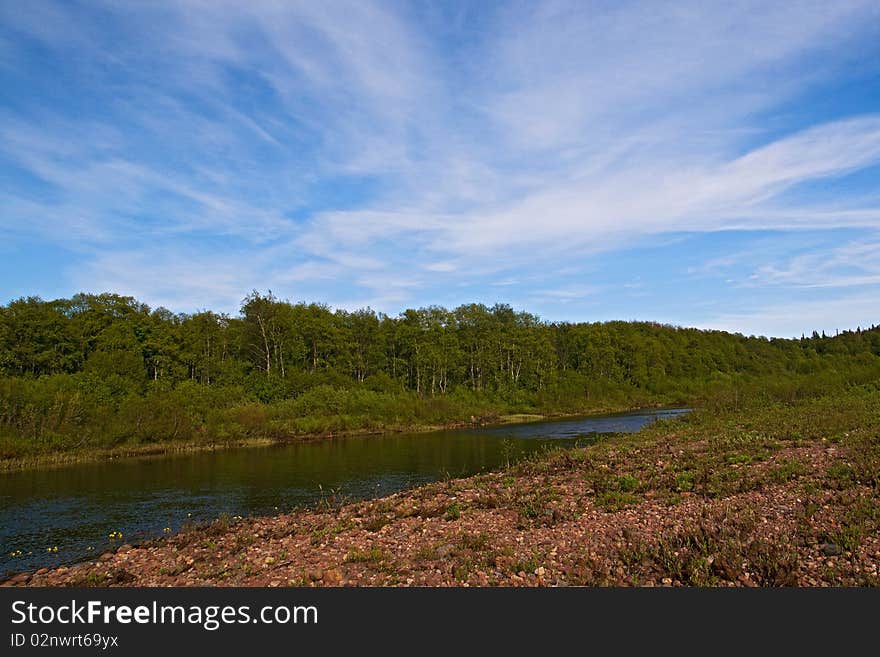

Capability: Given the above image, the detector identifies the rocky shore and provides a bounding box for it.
[5,396,879,587]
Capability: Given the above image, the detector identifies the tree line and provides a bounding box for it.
[2,291,879,459]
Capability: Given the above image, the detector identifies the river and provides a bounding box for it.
[0,406,687,574]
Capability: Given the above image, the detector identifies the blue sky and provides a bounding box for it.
[2,1,880,337]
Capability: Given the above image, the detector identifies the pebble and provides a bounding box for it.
[435,544,455,558]
[820,543,842,557]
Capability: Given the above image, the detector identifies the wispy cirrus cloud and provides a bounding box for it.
[747,239,880,289]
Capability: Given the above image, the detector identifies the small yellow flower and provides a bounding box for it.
[163,527,171,533]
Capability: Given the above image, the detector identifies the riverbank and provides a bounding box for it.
[0,405,644,473]
[6,388,878,587]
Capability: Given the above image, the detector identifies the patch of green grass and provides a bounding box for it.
[514,485,567,526]
[345,547,390,564]
[617,474,640,492]
[414,544,444,561]
[619,517,798,586]
[595,491,640,511]
[825,462,855,489]
[825,494,880,552]
[453,559,473,582]
[675,471,695,492]
[444,503,461,521]
[770,458,807,483]
[67,570,106,587]
[847,434,880,489]
[512,555,538,575]
[309,519,356,545]
[518,500,541,520]
[456,531,491,552]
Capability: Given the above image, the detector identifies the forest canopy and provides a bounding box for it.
[2,291,879,460]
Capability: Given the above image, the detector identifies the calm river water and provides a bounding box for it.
[1,407,687,574]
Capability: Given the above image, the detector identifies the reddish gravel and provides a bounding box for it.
[5,430,878,587]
